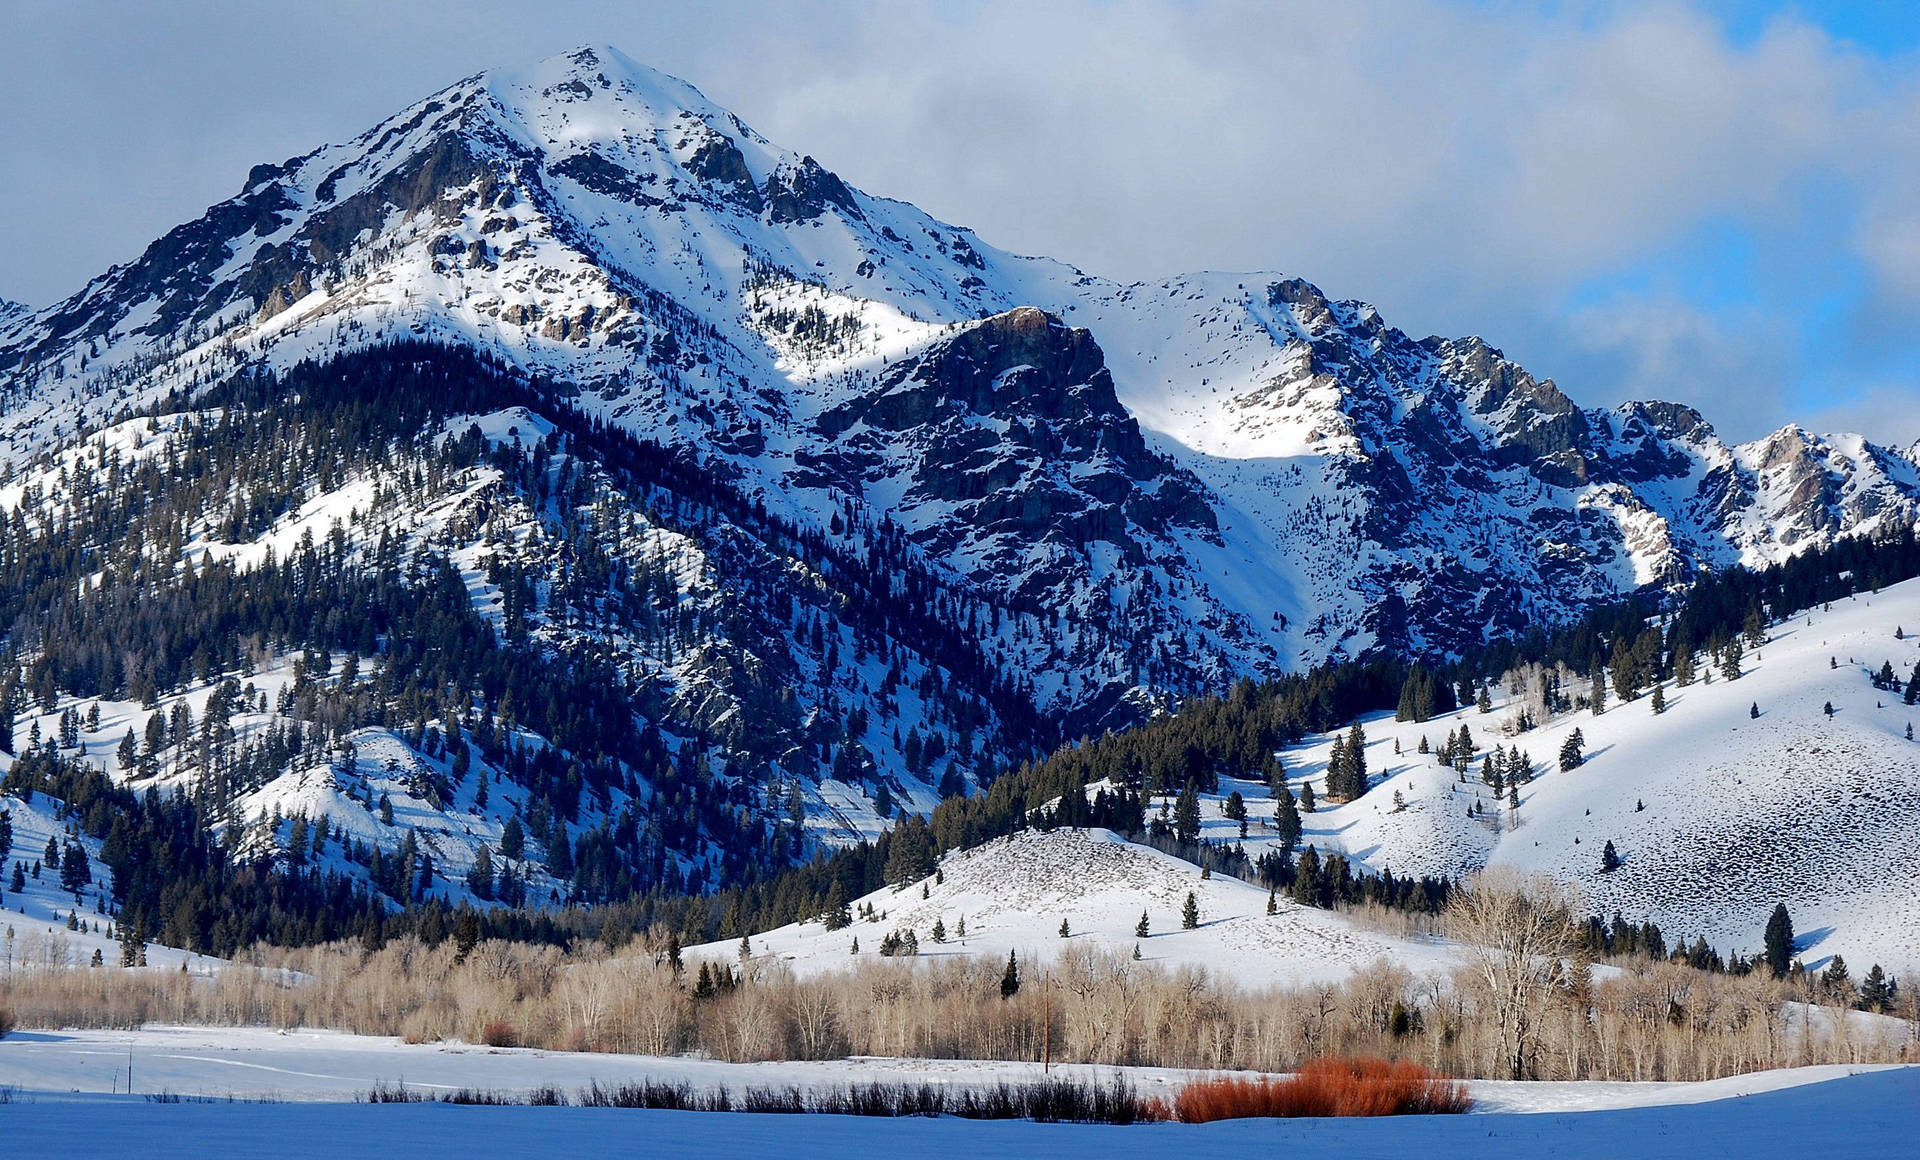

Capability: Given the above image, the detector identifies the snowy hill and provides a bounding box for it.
[691,827,1458,987]
[1236,576,1920,974]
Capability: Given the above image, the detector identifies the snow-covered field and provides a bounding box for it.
[0,1027,1911,1158]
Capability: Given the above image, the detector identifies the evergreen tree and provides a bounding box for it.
[1173,781,1202,844]
[1136,910,1150,938]
[1904,662,1919,706]
[1181,891,1199,929]
[1722,637,1743,681]
[59,841,91,894]
[1558,729,1585,772]
[1600,839,1620,873]
[0,809,10,864]
[1000,950,1020,998]
[823,879,851,930]
[1650,684,1665,714]
[499,815,524,861]
[1058,918,1070,938]
[931,916,946,942]
[1299,781,1316,813]
[467,844,495,900]
[1273,788,1301,851]
[1764,903,1794,977]
[1859,964,1891,1012]
[1223,790,1246,822]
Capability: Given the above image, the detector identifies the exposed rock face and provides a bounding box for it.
[764,156,863,224]
[812,308,1215,589]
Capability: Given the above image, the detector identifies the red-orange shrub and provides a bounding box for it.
[1173,1057,1472,1121]
[479,1019,518,1048]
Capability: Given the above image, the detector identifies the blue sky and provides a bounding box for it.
[0,1,1915,444]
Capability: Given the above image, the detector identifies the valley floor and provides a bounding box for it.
[0,1028,1911,1158]
[0,1026,1914,1158]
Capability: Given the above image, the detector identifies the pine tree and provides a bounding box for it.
[931,916,946,942]
[1764,903,1794,977]
[467,844,494,900]
[1859,964,1891,1012]
[1266,888,1278,915]
[1650,684,1665,714]
[1600,839,1620,872]
[60,842,91,894]
[1477,684,1492,714]
[1273,788,1301,851]
[1181,891,1199,929]
[1750,702,1760,719]
[1904,662,1919,706]
[1299,781,1316,813]
[1059,918,1071,938]
[1000,950,1020,998]
[1135,910,1150,938]
[1223,791,1246,822]
[1173,781,1202,843]
[1559,729,1585,772]
[1722,637,1743,681]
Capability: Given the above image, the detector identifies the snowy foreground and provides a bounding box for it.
[0,1028,1913,1157]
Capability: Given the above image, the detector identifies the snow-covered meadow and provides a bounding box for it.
[0,1027,1912,1158]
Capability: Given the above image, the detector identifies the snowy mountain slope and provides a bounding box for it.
[0,786,207,973]
[1238,575,1920,975]
[690,826,1458,988]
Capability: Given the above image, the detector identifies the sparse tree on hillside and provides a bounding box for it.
[1182,891,1200,929]
[1558,729,1584,772]
[1765,903,1795,977]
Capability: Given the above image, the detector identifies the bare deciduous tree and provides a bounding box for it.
[1447,867,1581,1079]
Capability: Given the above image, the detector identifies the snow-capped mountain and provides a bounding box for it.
[4,46,1913,673]
[0,45,1917,919]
